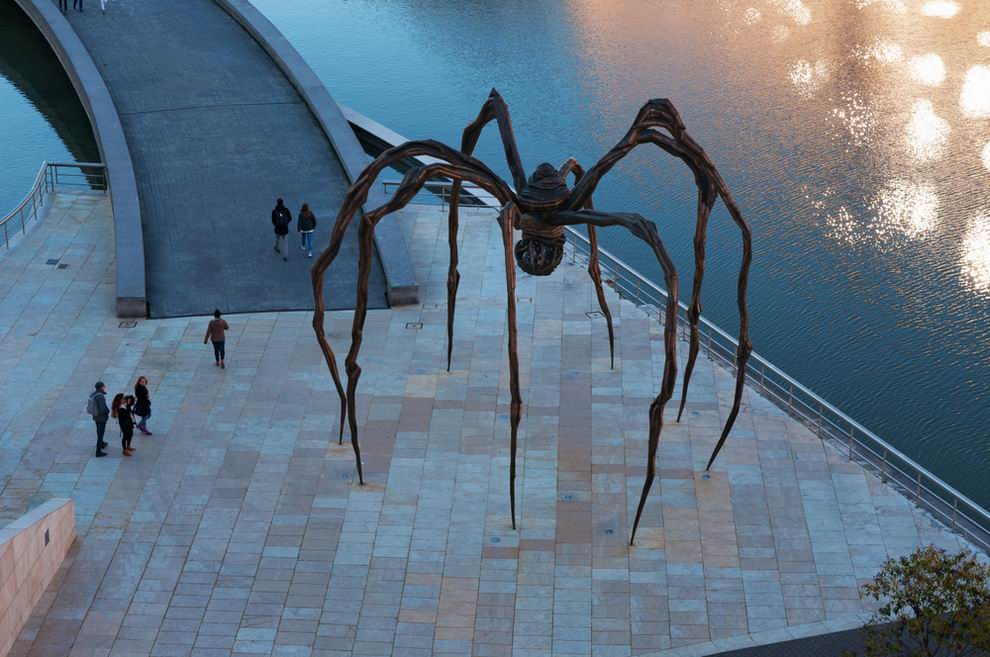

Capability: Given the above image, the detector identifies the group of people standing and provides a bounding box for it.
[272,198,318,260]
[84,311,232,458]
[86,377,152,457]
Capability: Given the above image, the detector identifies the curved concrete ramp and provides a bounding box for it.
[61,0,387,317]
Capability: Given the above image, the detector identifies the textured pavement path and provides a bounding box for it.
[60,0,387,317]
[0,191,977,657]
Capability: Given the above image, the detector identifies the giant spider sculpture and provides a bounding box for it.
[312,90,752,544]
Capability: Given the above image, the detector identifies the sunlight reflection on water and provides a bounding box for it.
[962,212,990,295]
[961,66,990,118]
[906,99,950,162]
[921,0,961,18]
[908,53,946,86]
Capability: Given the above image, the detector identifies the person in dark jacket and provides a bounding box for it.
[134,376,153,435]
[297,203,317,258]
[73,0,82,11]
[112,394,136,456]
[272,198,292,262]
[204,309,230,368]
[58,0,67,13]
[88,381,109,457]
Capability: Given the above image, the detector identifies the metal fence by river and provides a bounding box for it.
[382,179,990,555]
[1,161,105,249]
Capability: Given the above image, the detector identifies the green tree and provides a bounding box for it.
[851,545,990,657]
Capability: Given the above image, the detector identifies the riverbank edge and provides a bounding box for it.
[13,0,145,318]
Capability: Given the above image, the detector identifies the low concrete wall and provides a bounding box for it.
[214,0,418,306]
[0,499,75,657]
[14,0,146,318]
[341,103,507,208]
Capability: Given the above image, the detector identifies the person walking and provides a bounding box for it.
[112,394,136,457]
[297,203,317,258]
[272,198,292,262]
[87,382,109,457]
[99,0,106,12]
[58,0,68,13]
[72,0,82,11]
[204,309,230,369]
[134,376,153,435]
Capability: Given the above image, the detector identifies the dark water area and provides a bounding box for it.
[0,1,98,211]
[1,0,988,506]
[251,0,990,505]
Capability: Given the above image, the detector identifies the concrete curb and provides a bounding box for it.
[213,0,418,306]
[14,0,146,318]
[341,103,505,208]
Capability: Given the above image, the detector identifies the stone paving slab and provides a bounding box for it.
[0,190,978,657]
[59,0,387,317]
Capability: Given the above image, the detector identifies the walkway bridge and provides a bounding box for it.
[14,0,416,317]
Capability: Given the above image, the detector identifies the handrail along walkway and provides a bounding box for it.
[2,161,106,250]
[382,179,990,554]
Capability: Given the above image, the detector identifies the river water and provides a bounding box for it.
[0,2,97,213]
[3,0,989,505]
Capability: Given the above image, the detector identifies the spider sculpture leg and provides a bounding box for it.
[678,177,718,423]
[499,203,523,530]
[560,157,616,369]
[311,141,514,478]
[544,209,678,544]
[568,99,753,471]
[445,89,527,371]
[363,167,523,526]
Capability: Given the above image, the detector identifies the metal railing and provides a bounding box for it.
[2,161,106,250]
[383,179,990,553]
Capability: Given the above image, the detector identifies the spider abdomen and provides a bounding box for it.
[514,216,565,276]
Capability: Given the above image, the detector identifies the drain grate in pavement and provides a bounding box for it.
[406,322,423,329]
[46,259,59,265]
[119,321,137,328]
[586,310,603,319]
[57,263,68,270]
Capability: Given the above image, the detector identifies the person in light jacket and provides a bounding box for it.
[204,309,230,368]
[297,203,317,258]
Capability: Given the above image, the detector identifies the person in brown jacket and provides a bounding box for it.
[204,309,230,368]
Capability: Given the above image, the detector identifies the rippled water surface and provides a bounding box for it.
[2,0,988,504]
[251,0,990,504]
[0,3,97,213]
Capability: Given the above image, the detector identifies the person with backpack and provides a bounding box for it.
[204,309,230,369]
[297,203,317,258]
[111,394,136,457]
[134,376,153,435]
[272,198,292,262]
[87,382,110,457]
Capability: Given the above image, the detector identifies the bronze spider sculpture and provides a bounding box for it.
[312,90,752,544]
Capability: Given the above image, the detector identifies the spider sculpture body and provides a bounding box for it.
[312,90,753,544]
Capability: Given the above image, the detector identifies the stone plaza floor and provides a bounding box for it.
[0,190,978,657]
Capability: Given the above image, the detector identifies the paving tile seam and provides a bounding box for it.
[116,99,306,118]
